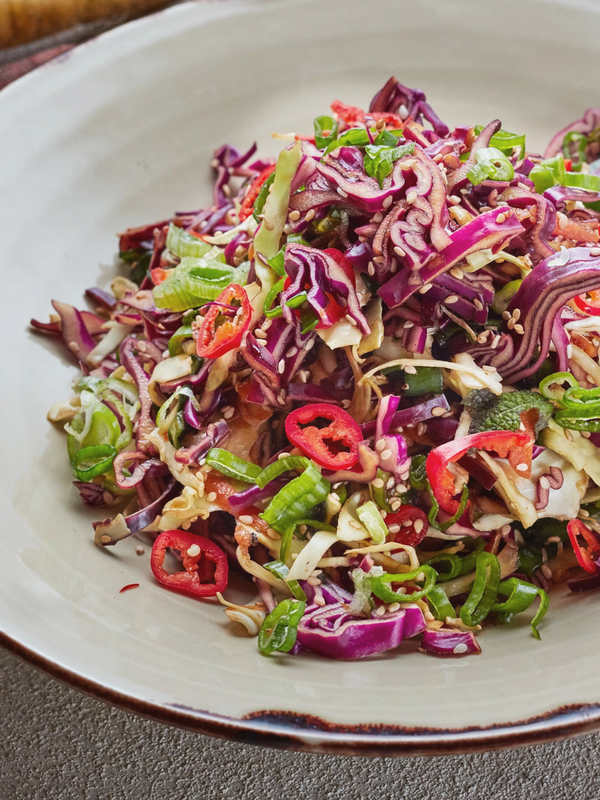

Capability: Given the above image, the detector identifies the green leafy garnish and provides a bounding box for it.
[363,142,415,188]
[465,389,553,435]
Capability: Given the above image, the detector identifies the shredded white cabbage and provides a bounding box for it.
[287,531,338,581]
[361,355,503,395]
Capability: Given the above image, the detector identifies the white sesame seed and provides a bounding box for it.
[413,519,424,534]
[539,476,550,490]
[382,195,393,209]
[541,564,553,580]
[516,463,528,472]
[278,452,291,460]
[431,406,445,416]
[491,335,501,349]
[507,318,515,330]
[206,491,217,503]
[305,338,315,351]
[372,211,384,224]
[419,283,433,294]
[373,255,385,264]
[305,209,316,222]
[590,247,600,256]
[453,643,468,654]
[567,344,573,358]
[514,324,524,335]
[314,595,326,607]
[502,310,511,320]
[450,267,464,280]
[473,298,483,311]
[277,359,286,374]
[580,509,591,518]
[394,245,406,257]
[368,262,376,276]
[406,190,418,204]
[403,321,414,330]
[349,520,363,531]
[390,499,402,510]
[239,514,254,525]
[404,365,417,374]
[496,213,506,224]
[185,543,201,558]
[372,478,385,489]
[557,212,569,230]
[444,295,459,305]
[374,606,387,617]
[386,477,395,489]
[254,328,267,339]
[388,524,401,534]
[388,602,401,613]
[262,318,272,331]
[449,195,462,205]
[512,308,521,322]
[286,346,298,358]
[345,314,358,327]
[222,406,235,419]
[482,365,497,374]
[380,449,393,460]
[289,210,300,221]
[341,399,351,408]
[501,525,511,536]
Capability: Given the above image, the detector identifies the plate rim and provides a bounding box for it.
[4,627,600,755]
[3,0,600,756]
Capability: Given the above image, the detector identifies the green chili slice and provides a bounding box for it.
[258,598,305,655]
[427,586,455,621]
[492,578,549,640]
[263,276,285,319]
[71,444,117,481]
[370,565,437,603]
[205,448,261,484]
[539,371,579,403]
[260,463,330,533]
[459,552,501,627]
[256,456,311,489]
[263,561,307,601]
[423,553,462,581]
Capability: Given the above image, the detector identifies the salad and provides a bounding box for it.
[32,78,600,660]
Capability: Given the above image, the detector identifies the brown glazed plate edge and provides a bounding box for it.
[2,629,600,756]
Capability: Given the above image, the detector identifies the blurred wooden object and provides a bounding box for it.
[0,0,171,49]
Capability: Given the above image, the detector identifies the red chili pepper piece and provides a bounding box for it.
[568,519,600,575]
[150,531,229,597]
[426,431,532,514]
[150,267,170,286]
[119,583,140,594]
[386,506,429,547]
[285,402,362,470]
[574,290,600,316]
[193,284,251,359]
[330,100,404,129]
[238,164,276,221]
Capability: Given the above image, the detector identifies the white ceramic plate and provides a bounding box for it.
[3,0,600,756]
